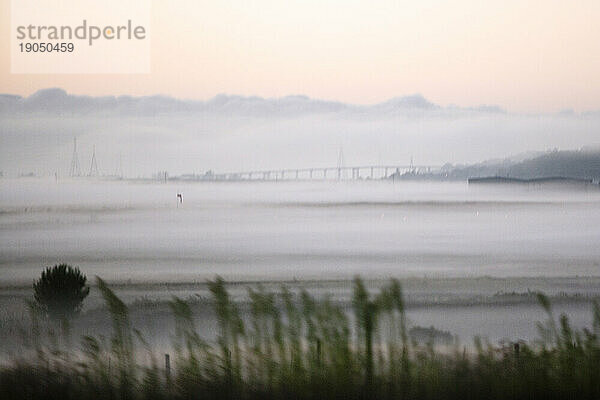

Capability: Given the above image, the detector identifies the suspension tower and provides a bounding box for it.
[337,146,345,180]
[88,145,99,176]
[69,138,81,177]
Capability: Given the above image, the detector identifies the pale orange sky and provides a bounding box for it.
[1,0,600,112]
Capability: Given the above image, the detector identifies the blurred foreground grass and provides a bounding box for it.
[1,276,599,400]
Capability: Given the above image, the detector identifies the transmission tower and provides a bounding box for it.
[88,145,99,176]
[69,138,81,177]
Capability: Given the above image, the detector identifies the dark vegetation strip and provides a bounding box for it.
[1,276,599,400]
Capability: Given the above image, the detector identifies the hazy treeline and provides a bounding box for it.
[442,147,600,181]
[1,277,599,400]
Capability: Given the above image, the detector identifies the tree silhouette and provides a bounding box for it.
[33,264,90,320]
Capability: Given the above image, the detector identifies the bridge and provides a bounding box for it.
[180,165,443,182]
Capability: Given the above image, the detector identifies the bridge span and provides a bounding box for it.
[185,165,443,181]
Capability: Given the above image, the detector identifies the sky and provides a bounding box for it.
[1,0,600,113]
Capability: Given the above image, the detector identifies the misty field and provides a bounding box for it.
[2,180,600,398]
[1,277,599,400]
[3,179,600,285]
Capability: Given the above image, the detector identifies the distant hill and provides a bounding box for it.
[389,148,600,181]
[449,148,600,181]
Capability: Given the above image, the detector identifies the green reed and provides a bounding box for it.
[1,276,599,400]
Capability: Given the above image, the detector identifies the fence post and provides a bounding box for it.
[316,338,322,366]
[165,353,171,382]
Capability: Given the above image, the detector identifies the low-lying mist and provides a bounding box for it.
[2,89,600,177]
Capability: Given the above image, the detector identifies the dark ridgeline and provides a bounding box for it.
[458,148,600,182]
[388,148,600,183]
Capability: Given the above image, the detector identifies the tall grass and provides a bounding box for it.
[1,276,599,399]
